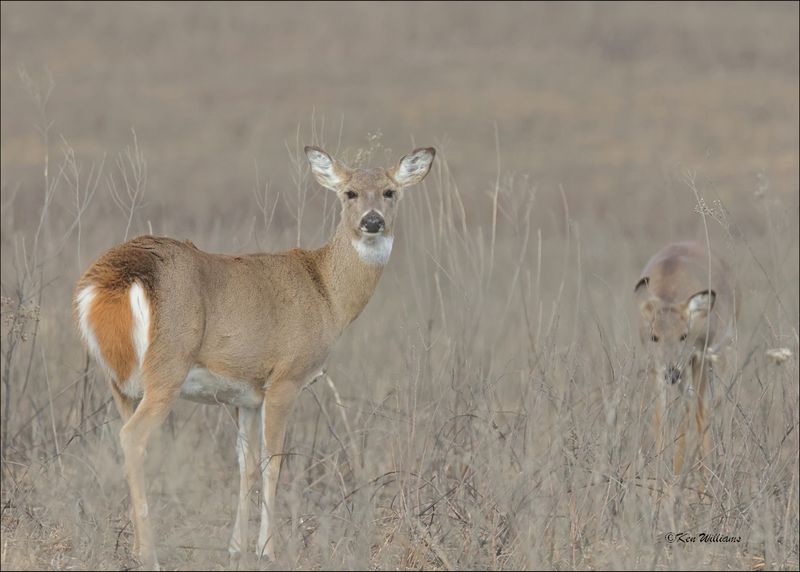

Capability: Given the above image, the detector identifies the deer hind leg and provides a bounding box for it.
[111,381,137,422]
[229,405,260,567]
[257,381,300,560]
[109,381,141,553]
[118,361,186,571]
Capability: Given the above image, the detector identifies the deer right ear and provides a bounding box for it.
[687,289,716,323]
[305,146,350,191]
[391,147,436,188]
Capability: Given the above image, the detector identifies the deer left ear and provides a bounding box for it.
[687,289,716,322]
[391,147,436,188]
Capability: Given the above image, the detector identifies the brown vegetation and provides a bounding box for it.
[1,2,798,570]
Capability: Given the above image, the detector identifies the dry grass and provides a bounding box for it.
[1,2,798,570]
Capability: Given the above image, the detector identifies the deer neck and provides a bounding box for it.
[318,222,391,330]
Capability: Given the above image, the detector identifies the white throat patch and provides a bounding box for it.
[352,235,393,266]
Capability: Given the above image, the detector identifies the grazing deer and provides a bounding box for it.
[74,145,435,569]
[634,241,737,479]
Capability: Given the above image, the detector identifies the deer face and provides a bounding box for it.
[635,278,716,386]
[305,146,435,265]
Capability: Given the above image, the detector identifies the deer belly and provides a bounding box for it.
[180,366,262,408]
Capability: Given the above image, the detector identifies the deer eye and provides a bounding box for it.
[650,334,659,343]
[679,333,688,342]
[345,190,357,200]
[383,189,396,199]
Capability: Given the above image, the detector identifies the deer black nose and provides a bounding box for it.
[360,211,384,234]
[666,366,682,385]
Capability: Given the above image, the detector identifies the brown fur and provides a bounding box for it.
[73,146,435,569]
[76,235,167,297]
[635,241,738,481]
[74,236,172,386]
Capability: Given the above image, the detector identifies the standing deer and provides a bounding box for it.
[634,241,737,479]
[74,145,435,569]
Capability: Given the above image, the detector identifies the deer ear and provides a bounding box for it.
[635,277,657,318]
[634,276,650,300]
[390,147,436,188]
[687,289,716,323]
[305,146,350,191]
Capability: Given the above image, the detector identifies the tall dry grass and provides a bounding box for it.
[1,70,798,570]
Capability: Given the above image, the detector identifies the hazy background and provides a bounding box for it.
[1,2,798,570]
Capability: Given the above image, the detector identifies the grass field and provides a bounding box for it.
[1,2,798,570]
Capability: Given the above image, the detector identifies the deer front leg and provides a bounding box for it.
[229,406,260,567]
[257,381,300,560]
[651,386,668,503]
[672,389,693,478]
[692,356,713,485]
[653,385,665,465]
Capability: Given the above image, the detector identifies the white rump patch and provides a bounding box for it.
[352,235,393,266]
[129,282,151,369]
[76,285,96,350]
[76,285,115,380]
[181,366,263,409]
